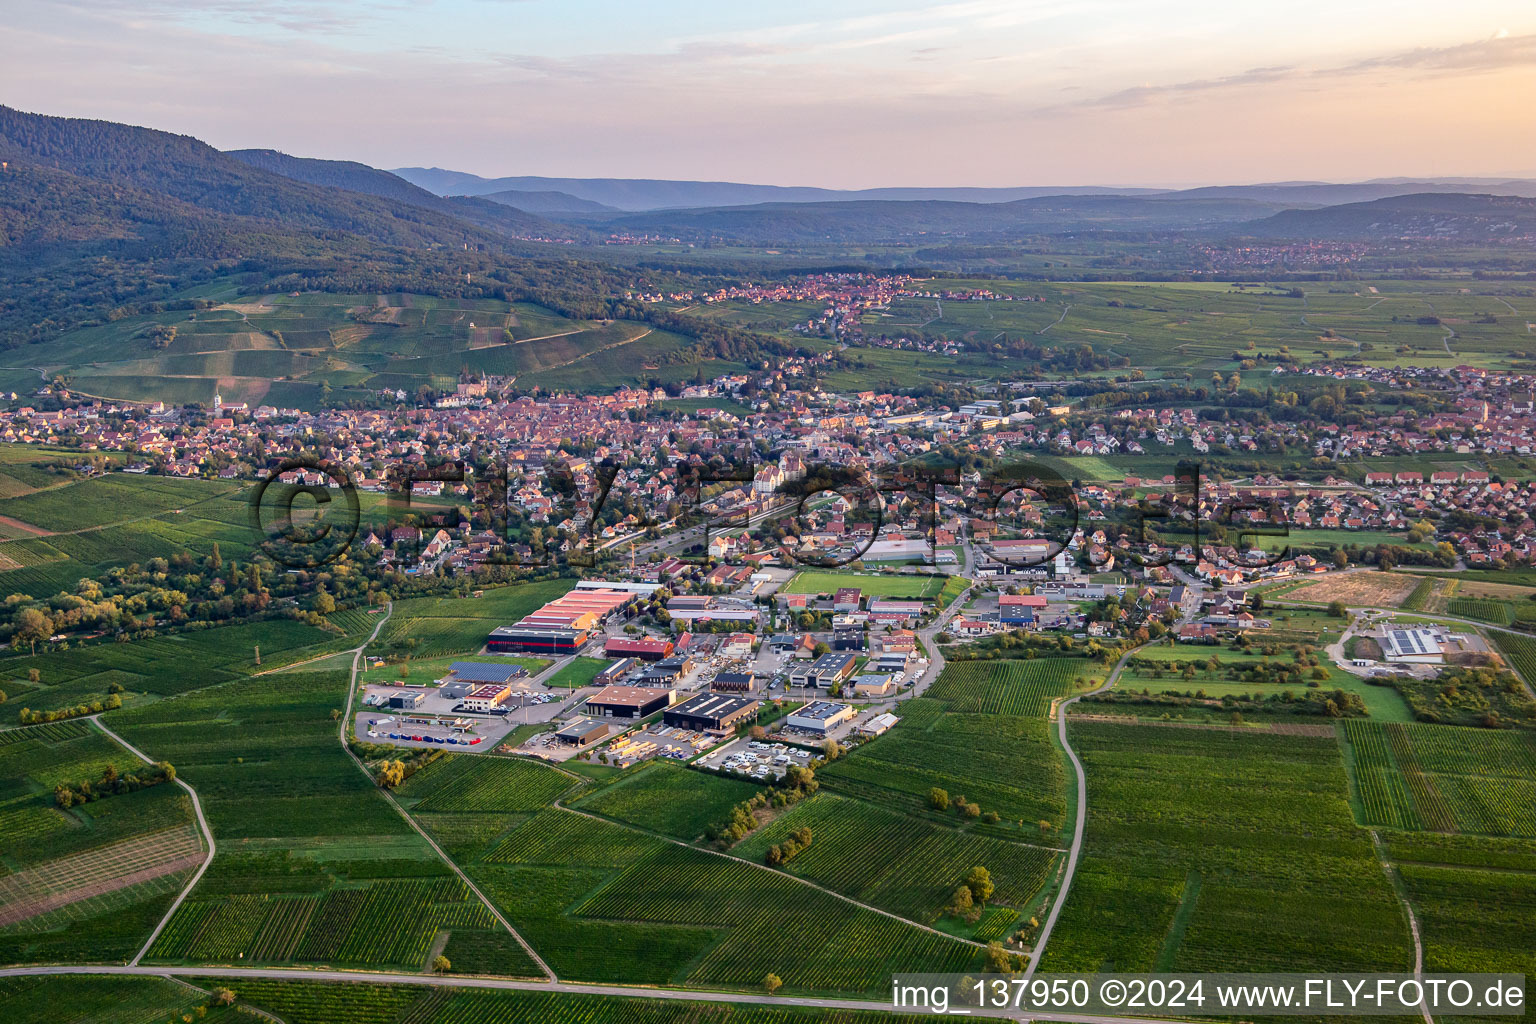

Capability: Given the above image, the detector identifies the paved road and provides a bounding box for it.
[1023,643,1146,978]
[337,603,558,982]
[0,963,1200,1023]
[88,715,217,967]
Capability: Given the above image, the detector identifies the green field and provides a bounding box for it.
[369,579,576,659]
[1114,641,1414,723]
[105,670,540,975]
[2,294,748,408]
[542,656,608,689]
[571,760,761,841]
[1342,721,1536,836]
[781,571,946,600]
[0,721,201,965]
[1040,720,1412,973]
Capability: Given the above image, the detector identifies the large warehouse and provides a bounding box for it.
[786,700,856,735]
[486,624,589,655]
[486,586,638,654]
[605,636,675,661]
[662,692,760,733]
[584,685,674,719]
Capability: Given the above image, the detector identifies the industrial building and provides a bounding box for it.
[999,593,1049,623]
[388,690,426,710]
[605,636,675,661]
[555,718,610,747]
[437,661,527,686]
[789,651,857,689]
[713,671,755,692]
[785,700,856,735]
[487,624,589,655]
[595,658,635,686]
[850,673,898,697]
[833,625,864,651]
[584,685,674,719]
[663,692,760,733]
[1380,628,1446,664]
[487,586,638,654]
[461,684,512,712]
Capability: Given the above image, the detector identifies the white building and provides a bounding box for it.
[1380,628,1444,664]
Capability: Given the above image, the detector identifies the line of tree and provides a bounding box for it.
[54,760,175,808]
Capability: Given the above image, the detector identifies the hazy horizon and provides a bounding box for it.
[4,1,1535,188]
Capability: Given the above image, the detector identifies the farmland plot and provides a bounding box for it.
[1344,721,1536,837]
[1040,721,1412,974]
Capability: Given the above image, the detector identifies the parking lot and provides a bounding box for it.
[354,680,579,753]
[697,737,813,780]
[352,710,518,752]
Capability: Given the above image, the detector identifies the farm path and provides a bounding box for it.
[88,716,217,967]
[1024,641,1149,978]
[553,799,994,950]
[1369,829,1435,1024]
[529,326,655,374]
[1037,303,1072,335]
[336,602,558,982]
[0,485,241,546]
[163,974,289,1024]
[0,962,1200,1023]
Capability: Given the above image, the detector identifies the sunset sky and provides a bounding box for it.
[4,0,1534,188]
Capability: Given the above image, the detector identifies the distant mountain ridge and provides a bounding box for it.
[392,166,1536,213]
[225,148,577,238]
[390,167,1164,211]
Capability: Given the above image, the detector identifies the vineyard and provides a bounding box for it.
[224,978,937,1024]
[145,877,538,973]
[1492,629,1536,684]
[731,791,1058,924]
[923,658,1081,716]
[820,697,1069,829]
[570,761,760,840]
[437,804,986,993]
[574,844,982,992]
[1447,597,1514,625]
[0,975,246,1024]
[1344,721,1536,837]
[394,754,576,813]
[1039,721,1411,975]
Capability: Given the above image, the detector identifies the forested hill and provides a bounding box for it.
[224,148,578,238]
[1241,193,1536,241]
[0,106,602,346]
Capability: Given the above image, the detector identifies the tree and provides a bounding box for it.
[820,737,842,760]
[986,940,1018,974]
[210,988,236,1007]
[377,760,406,788]
[964,865,995,904]
[14,607,52,655]
[763,973,782,995]
[948,883,974,917]
[432,955,451,973]
[1327,600,1347,618]
[929,787,950,811]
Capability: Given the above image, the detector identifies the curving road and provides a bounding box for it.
[1023,643,1146,978]
[0,963,1197,1023]
[88,715,217,967]
[337,603,558,982]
